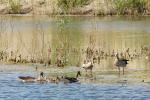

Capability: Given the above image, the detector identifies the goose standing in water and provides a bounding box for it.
[82,60,93,76]
[114,54,129,75]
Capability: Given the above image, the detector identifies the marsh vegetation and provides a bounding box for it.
[0,10,149,100]
[0,0,150,15]
[0,16,150,71]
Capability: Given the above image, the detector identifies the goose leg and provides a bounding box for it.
[85,69,88,77]
[90,69,93,77]
[90,69,92,74]
[123,67,125,75]
[118,67,120,76]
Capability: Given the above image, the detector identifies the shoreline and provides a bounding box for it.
[0,0,150,18]
[1,14,150,17]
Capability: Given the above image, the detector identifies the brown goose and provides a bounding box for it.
[18,72,46,83]
[18,76,36,82]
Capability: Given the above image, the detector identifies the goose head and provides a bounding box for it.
[40,72,44,78]
[76,71,81,78]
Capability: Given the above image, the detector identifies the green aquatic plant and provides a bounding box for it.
[9,0,21,14]
[51,17,83,66]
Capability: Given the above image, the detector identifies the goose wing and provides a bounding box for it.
[115,59,129,66]
[65,77,78,83]
[120,59,129,64]
[19,76,36,80]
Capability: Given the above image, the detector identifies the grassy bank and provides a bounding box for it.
[115,0,150,15]
[0,0,150,16]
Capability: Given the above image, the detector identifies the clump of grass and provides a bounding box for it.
[9,0,21,14]
[115,0,149,15]
[57,0,90,14]
[0,0,8,3]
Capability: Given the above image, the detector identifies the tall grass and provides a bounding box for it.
[57,0,90,14]
[115,0,149,15]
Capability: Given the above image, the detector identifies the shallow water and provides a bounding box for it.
[0,16,150,99]
[1,68,150,100]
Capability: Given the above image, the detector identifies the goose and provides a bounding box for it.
[82,61,93,74]
[114,54,129,75]
[60,71,81,83]
[46,76,60,84]
[18,76,36,82]
[36,72,48,83]
[18,72,46,83]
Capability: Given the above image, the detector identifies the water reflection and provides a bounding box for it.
[0,16,150,70]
